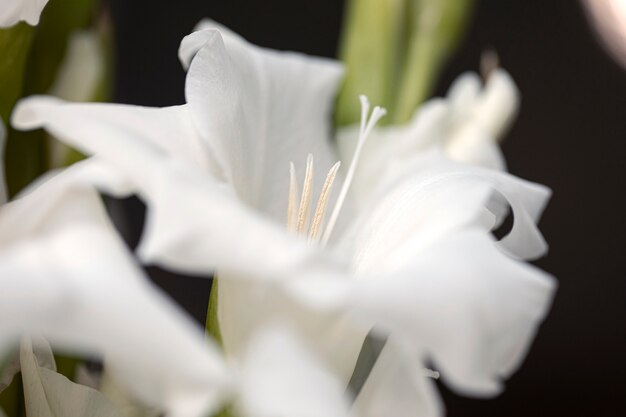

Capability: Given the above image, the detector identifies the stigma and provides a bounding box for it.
[286,95,386,246]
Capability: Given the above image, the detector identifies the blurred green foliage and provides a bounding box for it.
[336,0,474,126]
[2,0,100,197]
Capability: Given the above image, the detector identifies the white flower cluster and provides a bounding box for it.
[0,17,556,417]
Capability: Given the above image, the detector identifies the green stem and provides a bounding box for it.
[336,0,474,126]
[336,0,408,126]
[0,23,37,198]
[205,277,223,347]
[393,0,474,124]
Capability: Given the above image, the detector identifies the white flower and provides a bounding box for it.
[13,20,556,416]
[0,0,50,27]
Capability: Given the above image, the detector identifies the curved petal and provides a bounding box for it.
[12,97,219,178]
[18,337,124,417]
[0,160,132,245]
[473,69,520,140]
[446,72,481,124]
[345,152,551,261]
[444,123,506,171]
[348,229,556,397]
[180,26,344,220]
[337,165,496,273]
[0,0,49,27]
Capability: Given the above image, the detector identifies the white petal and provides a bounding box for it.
[353,341,443,417]
[337,165,495,273]
[19,336,124,417]
[237,325,350,417]
[217,271,365,384]
[0,160,131,245]
[179,19,246,68]
[445,123,507,171]
[473,69,519,140]
[0,0,49,27]
[12,94,350,287]
[446,71,481,126]
[0,168,234,417]
[377,153,551,260]
[12,97,217,177]
[180,26,343,219]
[349,229,556,397]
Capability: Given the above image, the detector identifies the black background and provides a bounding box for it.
[109,1,626,416]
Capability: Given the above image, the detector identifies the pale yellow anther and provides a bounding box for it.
[287,162,299,232]
[296,154,314,234]
[308,161,341,243]
[286,96,385,245]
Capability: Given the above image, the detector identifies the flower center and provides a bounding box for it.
[286,95,386,246]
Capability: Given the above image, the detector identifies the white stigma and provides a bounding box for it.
[287,95,386,245]
[321,95,386,245]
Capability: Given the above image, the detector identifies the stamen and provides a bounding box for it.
[359,95,370,135]
[421,368,440,379]
[287,162,299,232]
[308,161,341,243]
[297,154,314,234]
[321,97,387,245]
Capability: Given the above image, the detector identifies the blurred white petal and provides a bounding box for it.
[0,0,49,27]
[349,229,556,396]
[19,336,123,417]
[0,164,234,417]
[353,341,443,417]
[236,326,350,417]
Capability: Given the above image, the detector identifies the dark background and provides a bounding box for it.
[108,1,626,416]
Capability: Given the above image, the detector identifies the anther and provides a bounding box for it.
[287,162,299,232]
[308,161,341,243]
[296,154,314,234]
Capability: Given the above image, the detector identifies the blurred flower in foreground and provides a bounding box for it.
[582,0,626,69]
[0,0,49,27]
[13,20,556,415]
[0,153,232,416]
